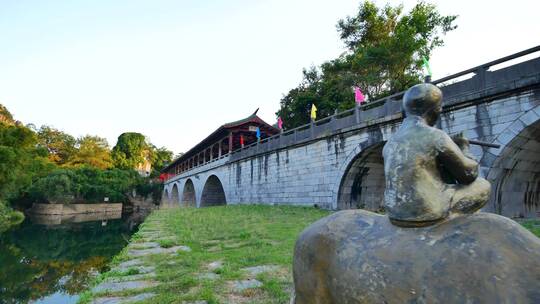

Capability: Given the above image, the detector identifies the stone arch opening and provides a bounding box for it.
[161,189,170,205]
[337,143,386,211]
[200,175,227,207]
[171,184,180,206]
[182,179,196,207]
[487,119,540,218]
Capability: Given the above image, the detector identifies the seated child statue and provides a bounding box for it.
[383,83,491,227]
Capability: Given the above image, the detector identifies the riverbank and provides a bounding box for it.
[0,211,148,303]
[78,205,330,304]
[79,207,540,304]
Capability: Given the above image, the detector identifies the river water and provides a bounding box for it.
[0,210,149,304]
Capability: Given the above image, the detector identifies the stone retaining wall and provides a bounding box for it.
[29,203,123,215]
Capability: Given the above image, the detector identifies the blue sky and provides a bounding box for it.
[1,0,539,154]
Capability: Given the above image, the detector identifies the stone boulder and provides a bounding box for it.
[293,210,540,304]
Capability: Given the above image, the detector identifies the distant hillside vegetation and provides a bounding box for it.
[0,104,15,125]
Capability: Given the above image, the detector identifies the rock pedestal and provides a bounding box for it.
[293,210,540,304]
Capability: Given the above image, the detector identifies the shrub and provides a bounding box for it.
[28,166,144,204]
[0,201,24,233]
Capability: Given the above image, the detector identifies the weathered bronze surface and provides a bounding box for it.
[383,83,491,227]
[293,83,540,304]
[293,210,540,303]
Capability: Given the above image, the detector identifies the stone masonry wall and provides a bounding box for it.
[165,87,540,217]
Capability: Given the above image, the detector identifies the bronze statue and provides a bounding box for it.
[383,83,490,227]
[293,83,540,304]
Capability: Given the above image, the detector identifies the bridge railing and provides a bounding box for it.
[228,45,540,163]
[166,45,540,175]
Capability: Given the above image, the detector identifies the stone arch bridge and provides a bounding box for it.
[163,46,540,218]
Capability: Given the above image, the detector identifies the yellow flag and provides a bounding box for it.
[310,104,317,120]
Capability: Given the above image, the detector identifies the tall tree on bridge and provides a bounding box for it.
[276,1,457,129]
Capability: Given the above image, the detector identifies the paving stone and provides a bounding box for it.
[104,272,156,283]
[129,242,160,249]
[92,292,156,304]
[241,265,280,276]
[207,261,223,271]
[112,264,155,274]
[197,272,220,280]
[116,259,143,268]
[128,245,191,257]
[92,280,158,293]
[231,279,263,292]
[181,301,208,304]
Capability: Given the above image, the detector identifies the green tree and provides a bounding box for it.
[151,146,173,176]
[0,106,53,231]
[111,132,151,170]
[67,135,113,169]
[0,104,15,125]
[29,167,143,204]
[37,126,76,165]
[276,1,457,129]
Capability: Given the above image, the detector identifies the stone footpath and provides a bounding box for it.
[89,218,192,304]
[87,217,282,304]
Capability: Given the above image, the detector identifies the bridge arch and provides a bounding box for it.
[161,188,170,206]
[483,106,540,218]
[181,179,197,207]
[336,143,386,211]
[171,183,180,206]
[200,175,227,207]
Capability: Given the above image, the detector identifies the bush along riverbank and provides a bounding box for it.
[78,205,330,304]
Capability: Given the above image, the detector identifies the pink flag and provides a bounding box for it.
[277,117,283,129]
[354,87,365,104]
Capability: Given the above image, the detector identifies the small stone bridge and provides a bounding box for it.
[163,46,540,218]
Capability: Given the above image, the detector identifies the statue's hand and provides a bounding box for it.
[452,133,469,151]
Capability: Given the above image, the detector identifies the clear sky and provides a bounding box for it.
[1,0,539,154]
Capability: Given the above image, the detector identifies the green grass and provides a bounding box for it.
[520,219,540,237]
[84,205,330,304]
[81,206,540,303]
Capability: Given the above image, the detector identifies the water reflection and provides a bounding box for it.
[0,210,150,304]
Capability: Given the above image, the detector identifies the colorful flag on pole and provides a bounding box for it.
[256,127,261,140]
[422,57,432,77]
[310,104,317,121]
[354,87,365,104]
[277,117,283,130]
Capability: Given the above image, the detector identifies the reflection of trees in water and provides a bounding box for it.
[0,213,146,303]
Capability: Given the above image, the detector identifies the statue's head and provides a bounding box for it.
[403,83,442,126]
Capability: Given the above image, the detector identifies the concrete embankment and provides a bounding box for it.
[29,203,123,215]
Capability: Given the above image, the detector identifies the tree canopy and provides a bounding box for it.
[66,136,113,169]
[0,104,173,232]
[0,113,53,232]
[111,132,150,170]
[276,1,457,129]
[36,126,77,165]
[111,132,173,176]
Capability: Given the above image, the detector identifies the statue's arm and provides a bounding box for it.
[437,135,479,185]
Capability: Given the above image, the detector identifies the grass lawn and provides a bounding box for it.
[520,219,540,237]
[80,206,540,304]
[80,205,330,304]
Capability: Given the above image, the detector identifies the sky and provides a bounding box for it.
[1,0,539,154]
